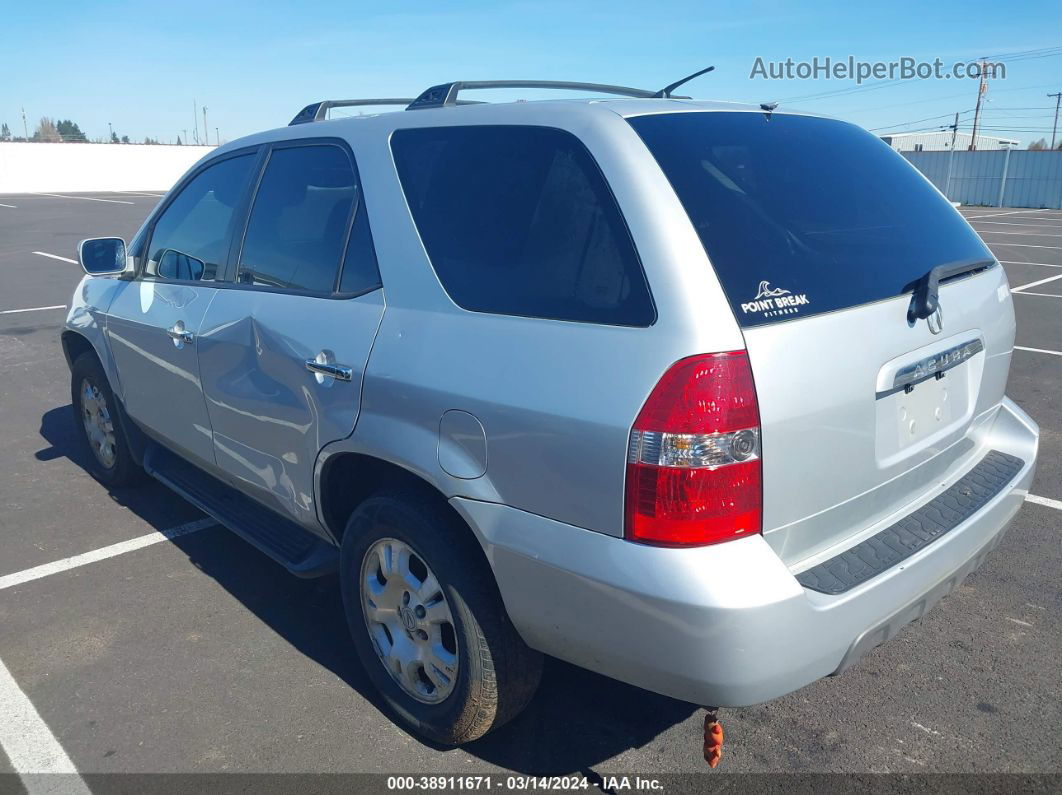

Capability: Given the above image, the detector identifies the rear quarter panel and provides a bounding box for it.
[319,106,743,536]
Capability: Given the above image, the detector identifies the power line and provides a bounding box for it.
[868,109,973,132]
[982,45,1062,62]
[986,106,1054,110]
[772,77,907,105]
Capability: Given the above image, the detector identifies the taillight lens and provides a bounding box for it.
[625,351,762,546]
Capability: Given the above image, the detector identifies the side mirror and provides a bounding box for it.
[78,237,129,276]
[158,249,207,281]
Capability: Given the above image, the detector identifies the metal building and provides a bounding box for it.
[880,130,1019,152]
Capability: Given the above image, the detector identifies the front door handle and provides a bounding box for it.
[305,359,352,382]
[166,322,194,346]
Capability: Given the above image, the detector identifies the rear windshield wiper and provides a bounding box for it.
[907,258,996,323]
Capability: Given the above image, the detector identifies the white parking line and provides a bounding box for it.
[964,209,1055,220]
[0,305,67,315]
[0,517,217,592]
[35,193,134,205]
[1011,273,1062,292]
[0,655,90,792]
[1015,345,1062,356]
[999,260,1062,269]
[1011,291,1062,298]
[116,191,164,197]
[989,243,1062,250]
[0,203,16,209]
[1027,494,1062,511]
[31,251,77,264]
[975,220,1062,228]
[979,230,1062,238]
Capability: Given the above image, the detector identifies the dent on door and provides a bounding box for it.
[196,290,384,529]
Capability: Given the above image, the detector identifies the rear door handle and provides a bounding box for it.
[166,322,194,345]
[305,359,352,381]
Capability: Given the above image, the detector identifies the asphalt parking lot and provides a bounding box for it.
[0,192,1060,788]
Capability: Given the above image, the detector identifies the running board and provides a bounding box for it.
[143,444,338,577]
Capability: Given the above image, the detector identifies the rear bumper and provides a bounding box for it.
[451,397,1038,707]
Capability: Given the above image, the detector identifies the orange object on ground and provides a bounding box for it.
[703,711,724,768]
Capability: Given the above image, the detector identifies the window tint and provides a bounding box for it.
[628,112,995,327]
[238,145,356,293]
[391,126,654,326]
[148,153,255,281]
[338,199,382,295]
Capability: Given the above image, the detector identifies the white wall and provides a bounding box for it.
[0,142,215,193]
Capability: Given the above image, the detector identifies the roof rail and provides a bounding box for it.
[406,80,658,110]
[289,99,416,126]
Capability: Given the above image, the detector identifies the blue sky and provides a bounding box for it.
[3,1,1061,146]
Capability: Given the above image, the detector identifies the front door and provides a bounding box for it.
[106,151,259,468]
[196,141,385,530]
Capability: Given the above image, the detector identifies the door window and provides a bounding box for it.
[146,153,256,281]
[238,144,361,294]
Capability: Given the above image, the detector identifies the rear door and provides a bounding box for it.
[196,140,384,531]
[106,151,258,469]
[629,111,1013,566]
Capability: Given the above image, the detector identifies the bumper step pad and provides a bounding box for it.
[796,450,1024,595]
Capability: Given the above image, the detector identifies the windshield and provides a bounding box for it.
[628,111,995,327]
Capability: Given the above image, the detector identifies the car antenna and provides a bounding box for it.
[760,101,779,119]
[653,65,716,98]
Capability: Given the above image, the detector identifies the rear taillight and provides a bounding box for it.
[624,351,762,547]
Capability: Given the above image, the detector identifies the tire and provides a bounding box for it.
[70,351,143,487]
[340,490,542,745]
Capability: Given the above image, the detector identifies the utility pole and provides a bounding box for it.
[1049,92,1062,150]
[969,60,989,150]
[193,100,199,145]
[21,107,28,140]
[108,122,113,141]
[215,127,219,146]
[202,106,208,146]
[945,112,960,200]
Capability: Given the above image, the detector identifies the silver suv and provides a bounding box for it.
[64,80,1039,746]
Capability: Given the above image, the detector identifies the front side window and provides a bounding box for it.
[147,153,256,281]
[391,125,654,326]
[238,144,358,294]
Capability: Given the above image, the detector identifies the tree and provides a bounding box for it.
[0,123,10,141]
[120,135,129,144]
[32,117,61,142]
[1028,138,1048,150]
[176,135,182,146]
[110,131,119,143]
[56,119,86,142]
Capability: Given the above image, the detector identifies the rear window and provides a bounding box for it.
[391,125,655,327]
[628,112,994,327]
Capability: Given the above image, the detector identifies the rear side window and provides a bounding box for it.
[338,198,382,296]
[238,144,358,293]
[147,153,255,281]
[391,125,654,326]
[628,112,994,327]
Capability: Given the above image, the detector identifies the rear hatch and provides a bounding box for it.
[629,110,1014,567]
